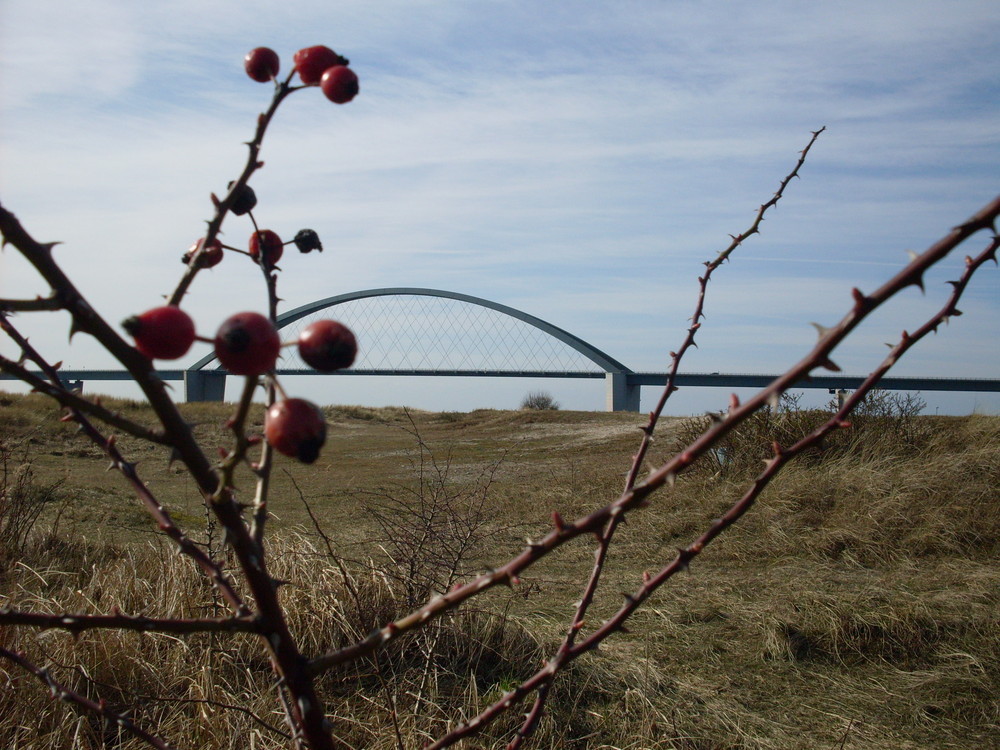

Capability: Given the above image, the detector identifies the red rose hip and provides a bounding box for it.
[298,320,357,371]
[249,229,284,267]
[320,66,359,104]
[244,47,280,82]
[293,45,347,85]
[122,306,196,360]
[183,237,223,269]
[265,398,327,463]
[214,312,281,375]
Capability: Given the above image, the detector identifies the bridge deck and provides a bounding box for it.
[3,369,999,393]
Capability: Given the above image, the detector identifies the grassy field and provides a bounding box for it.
[1,392,998,749]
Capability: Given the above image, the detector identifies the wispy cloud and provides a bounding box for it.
[1,1,996,413]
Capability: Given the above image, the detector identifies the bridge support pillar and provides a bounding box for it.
[184,370,227,402]
[605,372,640,412]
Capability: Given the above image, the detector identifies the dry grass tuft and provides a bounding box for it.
[1,392,998,748]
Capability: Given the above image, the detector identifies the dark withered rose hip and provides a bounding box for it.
[227,181,257,216]
[294,229,323,253]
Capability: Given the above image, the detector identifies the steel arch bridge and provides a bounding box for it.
[184,288,642,410]
[7,288,996,411]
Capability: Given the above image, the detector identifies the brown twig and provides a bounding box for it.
[167,71,299,307]
[0,294,63,312]
[0,646,177,750]
[0,608,258,635]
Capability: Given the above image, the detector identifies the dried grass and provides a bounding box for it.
[1,395,998,749]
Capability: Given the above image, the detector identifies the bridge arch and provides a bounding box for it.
[185,288,638,409]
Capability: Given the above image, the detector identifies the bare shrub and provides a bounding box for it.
[0,438,61,572]
[361,415,517,606]
[520,391,560,410]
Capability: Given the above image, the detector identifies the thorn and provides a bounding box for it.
[665,472,676,487]
[818,357,841,372]
[810,322,830,339]
[767,391,781,410]
[906,249,918,262]
[675,549,690,572]
[728,393,740,412]
[552,511,565,532]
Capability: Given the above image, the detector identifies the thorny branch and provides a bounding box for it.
[424,217,1000,748]
[0,74,337,750]
[0,306,250,615]
[509,126,827,748]
[0,646,176,750]
[309,193,1000,748]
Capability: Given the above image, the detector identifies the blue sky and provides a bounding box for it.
[1,1,997,414]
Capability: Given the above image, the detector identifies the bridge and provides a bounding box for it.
[4,288,999,411]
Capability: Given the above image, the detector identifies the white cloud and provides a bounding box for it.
[1,1,996,413]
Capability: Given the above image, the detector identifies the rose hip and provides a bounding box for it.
[320,66,359,104]
[249,229,284,267]
[122,306,196,360]
[298,320,357,371]
[293,45,347,85]
[265,398,327,463]
[244,47,280,83]
[214,312,281,375]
